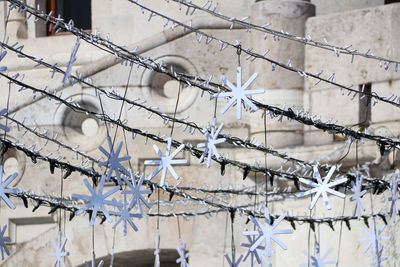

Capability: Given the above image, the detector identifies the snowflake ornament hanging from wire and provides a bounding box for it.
[212,66,264,120]
[240,225,266,267]
[197,118,226,168]
[243,207,293,259]
[350,171,367,220]
[144,137,187,187]
[122,170,151,216]
[224,247,243,267]
[98,136,131,185]
[62,36,80,86]
[0,224,10,260]
[0,108,10,133]
[72,176,122,225]
[84,252,104,267]
[297,166,347,210]
[388,175,399,222]
[110,195,142,236]
[0,165,20,210]
[176,239,189,267]
[49,231,69,267]
[299,243,337,267]
[359,220,389,264]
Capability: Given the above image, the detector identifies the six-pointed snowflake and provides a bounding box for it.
[359,220,389,261]
[49,231,69,267]
[243,207,293,258]
[84,252,104,267]
[300,243,337,267]
[176,239,190,267]
[350,172,367,220]
[297,166,347,210]
[122,170,152,216]
[63,36,80,86]
[0,165,19,210]
[110,195,142,236]
[197,118,226,168]
[0,224,10,260]
[389,176,399,222]
[224,247,243,267]
[0,109,10,133]
[240,225,266,266]
[144,137,187,187]
[72,176,122,225]
[213,66,264,120]
[98,136,131,185]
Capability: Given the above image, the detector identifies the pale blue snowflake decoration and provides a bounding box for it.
[213,66,264,120]
[0,50,7,72]
[72,176,122,225]
[224,247,243,267]
[300,243,337,267]
[0,109,10,133]
[84,252,104,267]
[49,231,69,267]
[240,225,266,267]
[122,170,152,216]
[0,224,10,260]
[63,36,80,86]
[359,220,389,265]
[297,166,347,210]
[0,165,19,209]
[110,195,141,236]
[350,171,367,220]
[197,118,226,168]
[98,136,131,184]
[176,239,189,267]
[144,137,187,187]
[243,207,293,259]
[389,176,399,222]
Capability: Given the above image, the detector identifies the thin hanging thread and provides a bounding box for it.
[222,211,228,267]
[264,111,268,207]
[177,216,182,240]
[170,81,182,137]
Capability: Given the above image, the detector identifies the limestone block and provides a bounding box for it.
[371,79,400,123]
[311,0,384,15]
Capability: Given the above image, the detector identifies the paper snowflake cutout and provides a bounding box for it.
[98,136,131,185]
[224,248,243,267]
[359,220,389,258]
[243,207,293,258]
[0,50,7,72]
[213,66,264,120]
[389,176,399,222]
[0,165,19,209]
[176,239,189,267]
[110,195,141,236]
[122,171,151,216]
[84,252,104,267]
[297,166,347,210]
[63,36,80,86]
[197,118,226,168]
[154,230,161,267]
[0,109,10,132]
[240,226,266,266]
[49,231,69,267]
[350,172,367,220]
[300,243,337,267]
[144,137,187,187]
[0,224,10,260]
[72,176,122,225]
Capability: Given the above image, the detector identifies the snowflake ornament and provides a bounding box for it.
[0,165,20,209]
[243,207,293,258]
[197,118,226,168]
[224,247,243,267]
[49,231,69,267]
[0,224,10,260]
[72,176,122,225]
[176,239,189,267]
[98,136,131,185]
[0,50,7,72]
[297,166,347,210]
[154,230,161,267]
[300,243,337,267]
[110,195,142,236]
[122,171,152,216]
[349,171,367,220]
[63,36,80,86]
[84,252,104,267]
[240,225,266,266]
[388,176,399,222]
[359,220,389,263]
[213,66,264,120]
[144,137,187,187]
[0,109,10,133]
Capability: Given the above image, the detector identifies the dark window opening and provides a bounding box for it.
[385,0,400,4]
[359,83,372,129]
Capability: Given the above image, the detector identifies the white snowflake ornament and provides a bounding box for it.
[0,165,19,209]
[72,176,122,225]
[122,171,152,216]
[49,231,69,267]
[110,195,141,236]
[197,118,226,168]
[297,166,347,210]
[389,176,399,222]
[0,109,10,132]
[224,247,243,267]
[0,224,10,260]
[144,137,187,187]
[98,136,131,185]
[243,207,293,259]
[300,243,337,267]
[63,36,80,86]
[213,66,264,120]
[176,239,189,267]
[359,220,389,263]
[84,252,104,267]
[350,172,367,220]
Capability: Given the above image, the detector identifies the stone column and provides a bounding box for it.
[250,0,315,148]
[7,1,28,39]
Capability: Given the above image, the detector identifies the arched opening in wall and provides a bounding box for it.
[0,144,25,185]
[75,249,183,267]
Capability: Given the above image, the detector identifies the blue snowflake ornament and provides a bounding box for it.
[240,225,266,266]
[122,170,152,216]
[197,118,226,168]
[0,50,7,72]
[84,252,104,267]
[224,247,243,267]
[49,231,69,267]
[110,195,141,236]
[359,220,389,265]
[0,165,20,209]
[300,243,337,267]
[389,176,399,222]
[63,37,80,86]
[176,239,189,267]
[350,171,367,220]
[0,109,10,133]
[0,224,10,260]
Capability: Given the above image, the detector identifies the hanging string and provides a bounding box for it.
[59,168,63,234]
[264,111,268,207]
[177,216,182,240]
[222,211,228,267]
[170,81,182,137]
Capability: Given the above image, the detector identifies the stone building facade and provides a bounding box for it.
[0,0,399,266]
